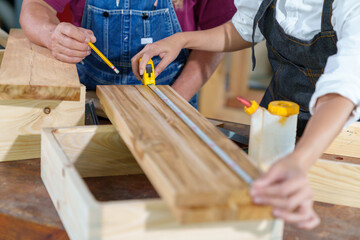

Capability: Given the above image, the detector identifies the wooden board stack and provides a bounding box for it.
[310,122,360,208]
[0,29,85,161]
[96,85,272,223]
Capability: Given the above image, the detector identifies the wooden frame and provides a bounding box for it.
[41,125,283,240]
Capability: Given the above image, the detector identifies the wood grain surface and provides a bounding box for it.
[0,85,85,162]
[0,29,81,101]
[0,119,360,239]
[324,122,360,159]
[97,85,271,221]
[1,159,360,240]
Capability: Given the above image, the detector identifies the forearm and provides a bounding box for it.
[20,0,59,48]
[293,94,355,170]
[178,21,251,52]
[171,50,224,101]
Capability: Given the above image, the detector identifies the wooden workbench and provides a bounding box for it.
[0,120,359,240]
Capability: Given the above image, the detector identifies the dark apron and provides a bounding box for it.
[252,0,338,136]
[77,0,198,108]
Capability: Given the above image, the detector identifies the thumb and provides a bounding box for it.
[253,163,285,188]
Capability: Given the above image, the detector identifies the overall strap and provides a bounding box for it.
[321,0,335,32]
[251,0,274,70]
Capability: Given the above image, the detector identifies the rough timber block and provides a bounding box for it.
[309,122,360,208]
[41,125,283,240]
[0,29,85,161]
[0,86,85,161]
[0,29,81,101]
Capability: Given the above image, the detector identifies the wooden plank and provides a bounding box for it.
[101,200,283,240]
[0,85,85,162]
[97,85,272,222]
[324,122,360,159]
[0,29,81,101]
[307,122,360,208]
[41,128,102,240]
[309,159,360,208]
[41,125,282,240]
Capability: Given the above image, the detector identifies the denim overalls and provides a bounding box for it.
[77,0,198,108]
[252,0,338,136]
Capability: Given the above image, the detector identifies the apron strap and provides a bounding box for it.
[251,0,274,70]
[321,0,335,32]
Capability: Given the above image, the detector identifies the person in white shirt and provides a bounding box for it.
[131,0,360,230]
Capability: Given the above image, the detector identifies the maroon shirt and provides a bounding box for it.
[46,0,236,31]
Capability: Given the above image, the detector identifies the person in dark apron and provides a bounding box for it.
[131,0,360,229]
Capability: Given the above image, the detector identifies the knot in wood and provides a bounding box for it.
[43,107,51,114]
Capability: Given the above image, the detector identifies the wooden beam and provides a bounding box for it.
[308,122,360,208]
[0,29,81,101]
[0,85,85,162]
[97,85,272,223]
[324,122,360,159]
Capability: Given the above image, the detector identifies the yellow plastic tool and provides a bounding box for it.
[268,101,300,117]
[140,59,156,86]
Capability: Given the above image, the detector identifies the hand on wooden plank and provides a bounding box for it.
[250,155,320,230]
[48,22,96,63]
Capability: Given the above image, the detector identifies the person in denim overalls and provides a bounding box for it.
[132,0,360,230]
[20,0,236,109]
[78,0,196,107]
[252,0,337,137]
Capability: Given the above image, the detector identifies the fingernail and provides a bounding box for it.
[155,71,159,78]
[85,37,90,43]
[273,209,280,217]
[140,69,144,75]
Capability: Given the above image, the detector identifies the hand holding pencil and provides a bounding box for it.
[47,22,96,64]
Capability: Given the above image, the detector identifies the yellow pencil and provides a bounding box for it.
[88,42,120,74]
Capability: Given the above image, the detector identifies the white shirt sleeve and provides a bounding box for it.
[231,0,264,43]
[309,2,360,126]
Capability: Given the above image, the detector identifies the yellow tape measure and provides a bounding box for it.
[140,58,156,86]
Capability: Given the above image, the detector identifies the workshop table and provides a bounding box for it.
[0,120,359,240]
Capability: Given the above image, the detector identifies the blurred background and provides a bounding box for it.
[0,0,21,32]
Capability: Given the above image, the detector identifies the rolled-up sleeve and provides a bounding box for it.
[309,3,360,126]
[44,0,70,13]
[232,0,263,43]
